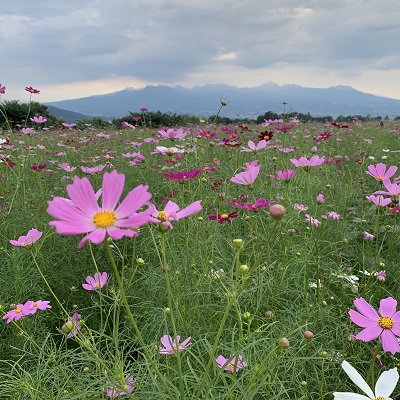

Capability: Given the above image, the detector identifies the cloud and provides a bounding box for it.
[1,0,400,101]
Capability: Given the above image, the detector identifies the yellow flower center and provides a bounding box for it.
[95,283,101,288]
[157,211,169,222]
[33,303,38,307]
[379,316,394,329]
[16,307,23,314]
[93,210,116,228]
[377,175,384,181]
[374,397,385,400]
[220,213,229,219]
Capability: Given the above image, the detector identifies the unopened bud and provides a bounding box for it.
[269,204,285,220]
[303,330,314,340]
[232,239,243,248]
[280,337,290,348]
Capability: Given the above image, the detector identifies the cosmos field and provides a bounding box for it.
[1,108,400,399]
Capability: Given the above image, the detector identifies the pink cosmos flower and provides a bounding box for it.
[9,228,43,247]
[305,214,321,227]
[121,121,135,129]
[30,116,47,123]
[47,170,152,248]
[148,200,202,230]
[290,155,325,170]
[366,194,392,207]
[2,303,35,323]
[366,163,398,182]
[25,86,40,94]
[363,231,374,241]
[82,272,109,290]
[62,122,76,128]
[242,160,259,170]
[374,178,400,204]
[240,140,267,152]
[216,354,247,372]
[294,203,308,211]
[104,375,134,398]
[276,169,296,182]
[349,297,400,355]
[159,334,192,355]
[162,169,202,182]
[23,300,52,314]
[231,165,260,186]
[231,198,274,211]
[158,128,186,139]
[80,165,106,174]
[327,211,340,220]
[0,83,5,94]
[58,163,77,172]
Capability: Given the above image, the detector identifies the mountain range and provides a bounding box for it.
[45,83,400,121]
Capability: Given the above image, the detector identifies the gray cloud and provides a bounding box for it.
[2,0,400,100]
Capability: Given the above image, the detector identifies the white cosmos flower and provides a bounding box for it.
[333,360,399,399]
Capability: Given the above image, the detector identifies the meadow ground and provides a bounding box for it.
[0,118,400,399]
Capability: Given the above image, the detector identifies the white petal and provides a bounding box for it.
[333,392,370,400]
[341,361,375,398]
[375,367,399,398]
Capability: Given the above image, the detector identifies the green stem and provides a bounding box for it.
[104,242,175,399]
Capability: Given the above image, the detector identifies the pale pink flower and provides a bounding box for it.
[104,375,134,397]
[290,155,325,170]
[47,170,152,248]
[148,200,202,231]
[82,272,109,290]
[240,140,267,152]
[159,334,192,355]
[366,163,397,182]
[216,354,247,372]
[366,194,392,207]
[305,214,321,227]
[158,128,186,139]
[9,228,42,247]
[80,165,106,174]
[363,231,374,241]
[327,211,340,220]
[151,146,184,155]
[276,169,296,181]
[231,165,260,186]
[349,297,400,355]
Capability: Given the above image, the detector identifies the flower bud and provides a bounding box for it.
[269,204,285,220]
[232,239,243,248]
[280,337,290,348]
[303,330,314,340]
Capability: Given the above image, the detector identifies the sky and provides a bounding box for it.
[2,0,400,103]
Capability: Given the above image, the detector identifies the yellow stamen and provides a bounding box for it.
[379,316,394,329]
[16,307,23,314]
[377,175,384,180]
[220,213,229,219]
[93,210,116,228]
[157,211,169,222]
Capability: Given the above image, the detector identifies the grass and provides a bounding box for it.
[0,118,399,399]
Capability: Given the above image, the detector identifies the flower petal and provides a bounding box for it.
[380,329,400,355]
[101,170,124,210]
[349,310,379,328]
[379,297,397,317]
[355,326,382,342]
[340,361,375,398]
[332,392,370,399]
[115,184,151,218]
[66,176,99,215]
[374,367,399,397]
[353,298,379,320]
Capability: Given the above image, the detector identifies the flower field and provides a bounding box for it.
[1,108,400,398]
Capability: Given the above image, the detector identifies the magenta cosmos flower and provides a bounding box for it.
[25,86,40,94]
[290,155,325,170]
[366,163,398,182]
[148,200,202,231]
[208,211,238,224]
[9,228,43,247]
[47,170,152,248]
[216,354,247,373]
[0,83,5,94]
[82,272,109,290]
[159,334,192,355]
[162,169,202,182]
[230,165,260,186]
[349,297,400,355]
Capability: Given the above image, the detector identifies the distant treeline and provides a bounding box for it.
[0,100,398,130]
